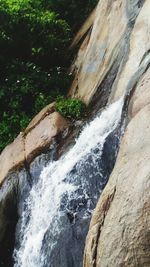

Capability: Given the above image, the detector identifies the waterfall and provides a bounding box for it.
[13,98,123,267]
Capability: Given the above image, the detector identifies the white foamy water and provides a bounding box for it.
[14,98,123,267]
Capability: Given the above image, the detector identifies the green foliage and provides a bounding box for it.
[0,60,71,150]
[55,96,86,119]
[0,0,97,152]
[0,112,30,152]
[0,0,71,67]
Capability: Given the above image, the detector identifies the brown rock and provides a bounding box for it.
[0,108,69,185]
[129,68,150,119]
[70,8,96,49]
[110,0,150,101]
[84,104,150,267]
[25,102,55,134]
[69,0,150,106]
[25,112,69,163]
[0,133,25,185]
[69,0,129,104]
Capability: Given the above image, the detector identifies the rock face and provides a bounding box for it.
[110,0,150,102]
[83,1,150,262]
[69,0,150,129]
[69,0,150,106]
[84,103,150,267]
[129,67,150,119]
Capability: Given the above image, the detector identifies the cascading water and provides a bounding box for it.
[13,98,123,267]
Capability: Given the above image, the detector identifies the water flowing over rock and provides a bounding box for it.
[0,109,69,266]
[0,0,150,266]
[13,99,123,267]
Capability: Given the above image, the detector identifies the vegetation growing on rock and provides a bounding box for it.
[55,96,86,119]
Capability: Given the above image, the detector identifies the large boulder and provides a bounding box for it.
[25,112,69,163]
[83,83,150,266]
[0,109,69,186]
[25,102,55,134]
[0,134,25,185]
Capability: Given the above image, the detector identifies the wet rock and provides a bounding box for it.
[0,169,30,267]
[42,216,90,267]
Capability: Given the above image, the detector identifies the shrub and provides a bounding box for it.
[55,96,86,119]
